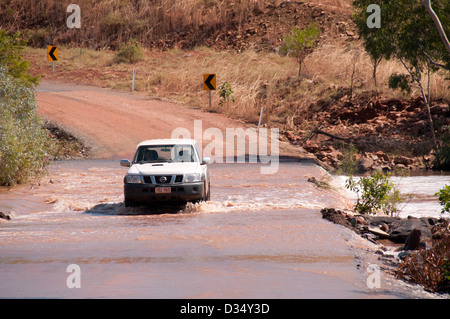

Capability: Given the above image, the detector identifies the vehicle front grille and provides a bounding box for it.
[143,175,183,184]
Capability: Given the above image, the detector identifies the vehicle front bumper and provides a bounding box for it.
[124,182,204,204]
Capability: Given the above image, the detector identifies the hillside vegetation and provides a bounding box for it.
[1,0,351,50]
[1,0,449,171]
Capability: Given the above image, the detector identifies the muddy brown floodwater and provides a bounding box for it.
[0,80,441,299]
[0,160,438,299]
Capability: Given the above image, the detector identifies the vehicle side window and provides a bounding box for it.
[133,146,146,163]
[194,143,202,163]
[174,145,195,162]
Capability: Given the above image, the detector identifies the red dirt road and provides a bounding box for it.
[36,80,312,161]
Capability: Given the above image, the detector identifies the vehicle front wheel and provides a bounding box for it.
[203,181,210,202]
[124,199,135,207]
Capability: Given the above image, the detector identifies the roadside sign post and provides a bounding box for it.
[132,68,136,91]
[47,45,58,74]
[209,91,211,110]
[203,74,216,111]
[257,106,264,133]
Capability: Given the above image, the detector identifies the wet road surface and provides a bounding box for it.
[0,160,436,298]
[0,80,442,299]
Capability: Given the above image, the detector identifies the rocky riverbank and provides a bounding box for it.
[282,92,450,173]
[321,207,450,294]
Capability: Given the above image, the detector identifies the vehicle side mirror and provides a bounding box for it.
[202,157,212,165]
[120,159,131,167]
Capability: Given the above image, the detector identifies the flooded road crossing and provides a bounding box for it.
[0,160,438,298]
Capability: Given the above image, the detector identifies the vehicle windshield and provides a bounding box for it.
[133,144,197,163]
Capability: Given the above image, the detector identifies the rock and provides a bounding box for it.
[372,165,392,173]
[0,211,13,221]
[321,145,335,153]
[419,217,439,227]
[375,151,389,162]
[361,232,378,243]
[393,155,413,166]
[368,226,390,239]
[302,140,320,153]
[380,223,390,232]
[320,208,356,231]
[351,215,367,227]
[388,217,432,243]
[403,228,422,251]
[316,151,328,161]
[357,156,374,172]
[369,216,400,232]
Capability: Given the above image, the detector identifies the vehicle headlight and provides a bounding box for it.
[184,173,201,183]
[126,175,143,184]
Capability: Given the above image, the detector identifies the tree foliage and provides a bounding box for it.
[353,0,450,154]
[0,31,50,186]
[353,0,450,71]
[345,171,402,216]
[218,81,235,106]
[435,184,450,214]
[0,30,39,86]
[280,23,321,77]
[0,68,52,186]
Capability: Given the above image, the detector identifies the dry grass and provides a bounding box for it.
[25,41,449,128]
[305,41,450,101]
[26,45,297,122]
[2,0,268,49]
[10,0,448,129]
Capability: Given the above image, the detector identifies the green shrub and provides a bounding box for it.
[435,184,450,214]
[443,259,450,282]
[0,30,39,86]
[218,81,235,106]
[345,171,402,216]
[0,68,51,185]
[113,39,144,64]
[388,73,411,94]
[280,23,321,77]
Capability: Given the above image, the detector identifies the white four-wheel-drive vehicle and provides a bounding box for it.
[120,139,211,207]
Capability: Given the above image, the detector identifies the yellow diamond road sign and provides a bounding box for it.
[203,74,216,90]
[47,46,58,61]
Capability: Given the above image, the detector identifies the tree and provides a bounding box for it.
[0,31,50,185]
[435,184,450,214]
[280,23,321,77]
[0,68,51,185]
[345,171,402,216]
[353,0,450,153]
[0,30,39,86]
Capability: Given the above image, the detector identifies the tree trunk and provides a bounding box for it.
[297,59,302,77]
[399,58,438,153]
[372,57,382,92]
[422,0,450,55]
[418,80,438,153]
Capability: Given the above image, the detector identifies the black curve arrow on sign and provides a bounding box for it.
[49,47,57,61]
[204,74,215,90]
